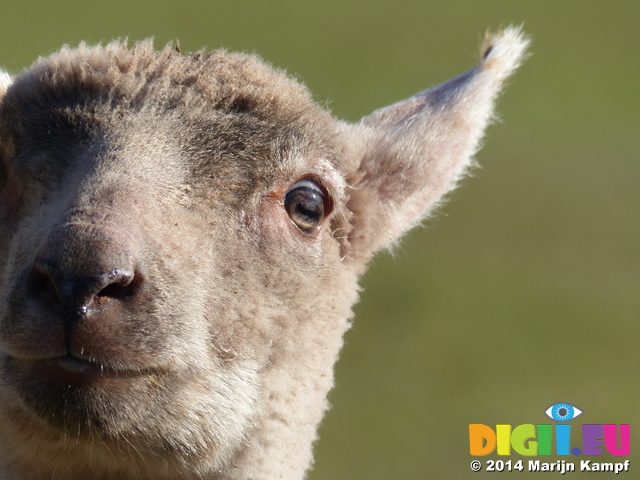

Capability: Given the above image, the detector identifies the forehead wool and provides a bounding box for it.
[7,40,315,116]
[0,41,341,208]
[2,41,337,150]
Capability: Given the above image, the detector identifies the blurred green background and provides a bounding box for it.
[1,1,638,478]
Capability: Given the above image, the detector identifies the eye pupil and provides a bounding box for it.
[284,180,326,233]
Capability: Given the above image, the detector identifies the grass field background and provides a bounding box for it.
[1,2,638,478]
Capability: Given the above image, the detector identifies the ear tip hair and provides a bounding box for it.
[0,69,12,96]
[481,26,531,73]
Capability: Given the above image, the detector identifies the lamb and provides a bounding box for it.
[0,28,528,480]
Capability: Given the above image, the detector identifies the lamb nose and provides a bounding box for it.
[31,260,141,314]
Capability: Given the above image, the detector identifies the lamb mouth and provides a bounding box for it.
[11,355,151,384]
[2,354,173,437]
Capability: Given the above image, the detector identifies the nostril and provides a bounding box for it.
[30,260,144,311]
[31,261,63,303]
[96,270,143,300]
[30,226,144,314]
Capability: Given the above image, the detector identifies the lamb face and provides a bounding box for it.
[0,30,527,479]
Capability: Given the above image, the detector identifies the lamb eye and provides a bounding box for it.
[283,179,327,234]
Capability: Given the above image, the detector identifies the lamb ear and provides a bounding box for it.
[341,27,529,259]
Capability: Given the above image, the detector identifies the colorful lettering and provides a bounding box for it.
[536,424,552,455]
[469,424,496,456]
[582,424,603,455]
[555,424,571,455]
[604,424,630,456]
[469,423,630,457]
[496,425,511,455]
[511,424,537,456]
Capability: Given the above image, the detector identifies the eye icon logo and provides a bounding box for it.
[545,403,583,422]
